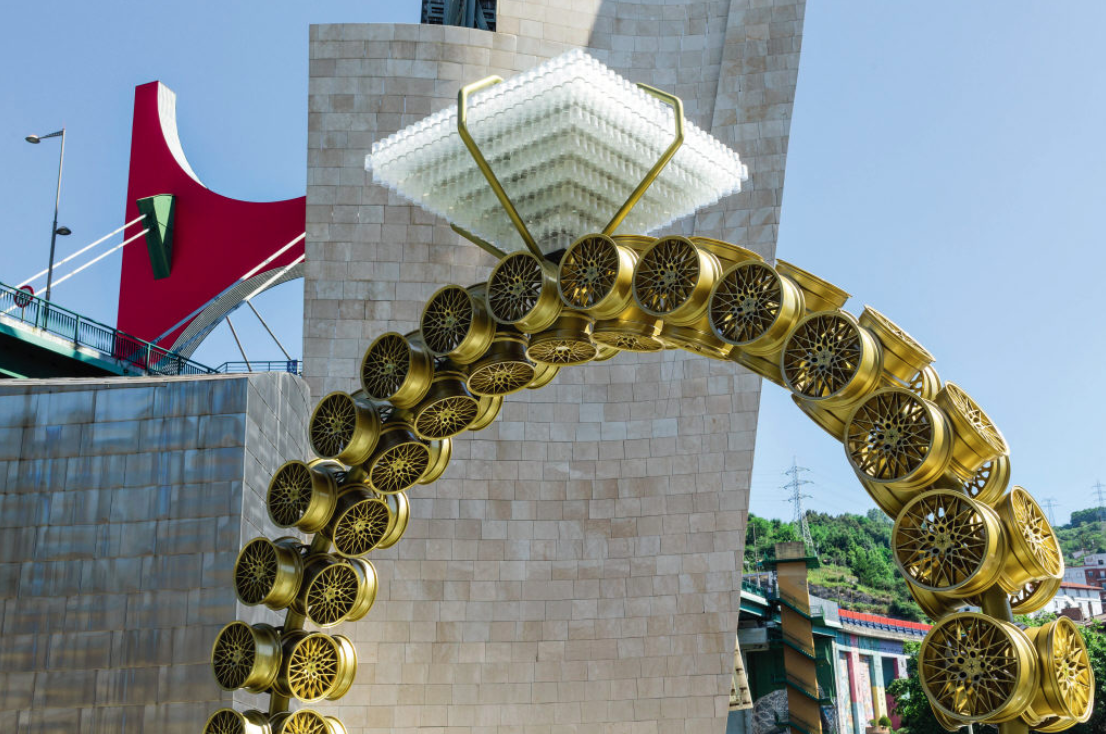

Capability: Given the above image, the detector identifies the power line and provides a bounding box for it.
[1094,481,1106,534]
[782,456,816,555]
[1041,497,1060,528]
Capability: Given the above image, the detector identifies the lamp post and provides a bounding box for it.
[25,128,71,303]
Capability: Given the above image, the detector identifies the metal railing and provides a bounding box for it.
[213,360,302,375]
[1,281,216,377]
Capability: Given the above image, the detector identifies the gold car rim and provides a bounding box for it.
[468,394,503,431]
[845,388,952,491]
[891,489,1004,598]
[859,305,935,383]
[234,536,303,609]
[919,612,1037,723]
[203,709,270,734]
[963,455,1010,505]
[360,332,433,408]
[272,709,347,734]
[781,310,883,407]
[995,486,1064,591]
[420,285,494,364]
[465,334,535,396]
[211,621,281,693]
[366,423,430,494]
[632,235,720,325]
[278,631,342,703]
[775,259,849,312]
[266,460,339,535]
[1028,617,1093,723]
[308,391,381,465]
[709,261,804,356]
[558,233,637,319]
[411,369,479,439]
[526,311,598,365]
[1009,574,1062,616]
[935,382,1008,481]
[419,437,452,485]
[327,488,393,558]
[376,491,411,550]
[486,251,561,333]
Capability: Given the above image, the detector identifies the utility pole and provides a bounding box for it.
[782,457,817,555]
[1041,498,1060,528]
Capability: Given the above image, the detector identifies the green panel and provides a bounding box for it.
[136,194,175,279]
[747,649,786,701]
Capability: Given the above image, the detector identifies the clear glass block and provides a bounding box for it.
[367,49,748,254]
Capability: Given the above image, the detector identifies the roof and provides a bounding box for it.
[839,609,932,634]
[1060,582,1103,590]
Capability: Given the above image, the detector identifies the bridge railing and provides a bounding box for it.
[1,281,217,377]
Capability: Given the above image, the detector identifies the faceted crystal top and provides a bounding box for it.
[367,49,748,254]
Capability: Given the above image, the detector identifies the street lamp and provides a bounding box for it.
[25,128,68,302]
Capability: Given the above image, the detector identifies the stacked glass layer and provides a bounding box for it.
[367,49,748,254]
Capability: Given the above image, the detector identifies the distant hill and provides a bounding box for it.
[743,504,1106,622]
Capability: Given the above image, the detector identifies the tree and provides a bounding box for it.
[886,642,948,734]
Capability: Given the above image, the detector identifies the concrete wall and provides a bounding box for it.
[0,373,310,733]
[304,1,805,732]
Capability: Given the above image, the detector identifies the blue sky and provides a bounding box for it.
[2,2,1103,524]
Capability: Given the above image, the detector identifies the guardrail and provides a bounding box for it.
[213,360,302,375]
[1,281,216,377]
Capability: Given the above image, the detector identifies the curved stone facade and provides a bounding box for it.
[303,2,805,731]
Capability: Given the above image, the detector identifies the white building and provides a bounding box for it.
[1038,582,1106,620]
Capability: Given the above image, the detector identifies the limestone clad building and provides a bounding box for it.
[304,1,806,731]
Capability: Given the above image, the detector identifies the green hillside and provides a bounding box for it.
[743,504,1106,622]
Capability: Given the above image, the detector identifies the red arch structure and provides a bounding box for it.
[117,81,305,355]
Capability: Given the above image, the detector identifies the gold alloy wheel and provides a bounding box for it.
[855,472,919,520]
[465,334,535,396]
[709,261,804,356]
[328,634,358,700]
[845,388,952,491]
[326,487,393,558]
[271,709,348,734]
[963,455,1011,505]
[859,305,935,383]
[308,391,381,466]
[920,612,1038,723]
[468,394,503,431]
[903,365,943,401]
[590,315,666,352]
[277,630,344,703]
[526,311,598,365]
[1009,574,1062,615]
[656,318,733,360]
[632,235,721,324]
[360,332,433,409]
[994,486,1064,591]
[420,285,494,364]
[781,310,883,407]
[366,423,430,494]
[297,554,377,627]
[935,382,1009,481]
[891,489,1004,598]
[558,233,637,319]
[266,460,340,535]
[1026,617,1094,724]
[210,621,282,693]
[904,577,961,622]
[774,260,849,312]
[375,491,411,550]
[410,368,479,439]
[527,360,560,388]
[203,709,271,734]
[689,236,764,267]
[486,251,561,332]
[419,437,452,485]
[233,536,304,609]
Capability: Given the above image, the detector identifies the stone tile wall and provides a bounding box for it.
[0,373,310,733]
[302,2,805,732]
